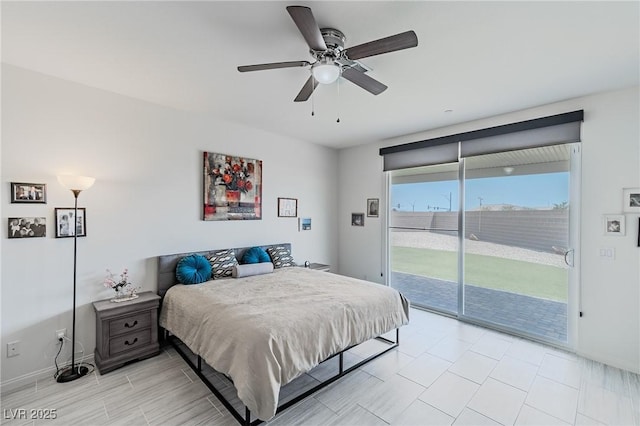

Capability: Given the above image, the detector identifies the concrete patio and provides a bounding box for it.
[391,271,568,343]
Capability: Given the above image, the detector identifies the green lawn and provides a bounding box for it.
[391,246,568,302]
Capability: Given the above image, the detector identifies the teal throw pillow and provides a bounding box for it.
[242,246,271,264]
[176,254,212,285]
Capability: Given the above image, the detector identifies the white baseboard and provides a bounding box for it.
[1,354,96,395]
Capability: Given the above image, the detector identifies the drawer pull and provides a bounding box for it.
[124,338,138,346]
[124,320,138,328]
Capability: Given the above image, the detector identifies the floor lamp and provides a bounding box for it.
[56,175,95,383]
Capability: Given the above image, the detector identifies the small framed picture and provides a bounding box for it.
[299,217,311,231]
[367,198,379,217]
[8,217,46,238]
[622,187,640,213]
[10,182,47,204]
[603,214,625,236]
[351,213,365,226]
[278,197,298,217]
[55,208,86,238]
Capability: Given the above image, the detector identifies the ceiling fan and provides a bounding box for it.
[237,6,418,102]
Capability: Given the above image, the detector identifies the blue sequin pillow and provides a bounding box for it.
[242,247,271,264]
[176,254,212,285]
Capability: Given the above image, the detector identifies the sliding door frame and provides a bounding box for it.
[386,145,581,351]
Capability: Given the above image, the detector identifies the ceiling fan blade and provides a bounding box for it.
[344,30,418,60]
[342,68,387,95]
[286,6,327,52]
[294,76,318,102]
[238,61,310,72]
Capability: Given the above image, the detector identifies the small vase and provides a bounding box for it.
[111,288,138,303]
[111,288,125,302]
[226,190,240,207]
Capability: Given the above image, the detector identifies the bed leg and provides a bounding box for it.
[339,352,344,375]
[396,328,400,345]
[197,356,202,372]
[245,407,251,426]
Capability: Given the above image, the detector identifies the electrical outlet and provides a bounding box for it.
[7,341,20,357]
[56,329,66,340]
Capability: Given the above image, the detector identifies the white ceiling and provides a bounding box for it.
[2,1,638,149]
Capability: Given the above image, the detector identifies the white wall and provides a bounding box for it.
[1,64,338,387]
[337,86,640,373]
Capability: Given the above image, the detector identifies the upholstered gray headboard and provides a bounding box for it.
[157,243,292,297]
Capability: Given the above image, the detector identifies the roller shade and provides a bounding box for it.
[382,141,459,171]
[380,110,583,171]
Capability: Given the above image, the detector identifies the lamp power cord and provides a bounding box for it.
[53,335,95,380]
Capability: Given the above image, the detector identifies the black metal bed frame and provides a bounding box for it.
[166,329,400,426]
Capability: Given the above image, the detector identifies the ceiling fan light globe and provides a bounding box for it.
[312,63,341,84]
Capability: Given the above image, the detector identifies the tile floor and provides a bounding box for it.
[1,308,638,425]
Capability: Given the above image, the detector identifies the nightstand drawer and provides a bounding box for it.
[109,312,151,337]
[109,329,151,355]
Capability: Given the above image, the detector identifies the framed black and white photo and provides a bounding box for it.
[278,198,298,217]
[603,214,625,236]
[367,198,379,217]
[10,182,46,204]
[8,217,46,238]
[55,208,86,238]
[351,213,365,227]
[622,187,640,213]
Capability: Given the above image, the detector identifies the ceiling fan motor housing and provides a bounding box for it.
[310,28,345,61]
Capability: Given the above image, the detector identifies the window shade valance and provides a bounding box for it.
[380,110,583,171]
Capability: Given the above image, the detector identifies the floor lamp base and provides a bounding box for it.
[56,365,89,383]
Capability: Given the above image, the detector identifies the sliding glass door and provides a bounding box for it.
[388,144,580,346]
[389,163,459,315]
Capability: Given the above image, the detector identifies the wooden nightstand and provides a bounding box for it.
[307,263,331,272]
[93,291,160,374]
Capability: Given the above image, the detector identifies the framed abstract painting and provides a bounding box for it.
[203,152,262,221]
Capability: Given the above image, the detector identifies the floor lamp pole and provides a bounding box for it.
[57,182,92,383]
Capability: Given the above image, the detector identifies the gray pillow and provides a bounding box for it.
[232,262,274,278]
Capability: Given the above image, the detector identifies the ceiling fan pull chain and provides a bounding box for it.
[311,74,316,117]
[336,76,341,123]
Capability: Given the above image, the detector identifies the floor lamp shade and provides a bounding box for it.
[56,174,94,383]
[57,175,95,192]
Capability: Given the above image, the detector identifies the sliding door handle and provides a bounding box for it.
[564,249,574,267]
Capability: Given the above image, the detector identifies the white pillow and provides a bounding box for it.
[232,262,274,278]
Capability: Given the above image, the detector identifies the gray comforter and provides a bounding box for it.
[159,267,409,420]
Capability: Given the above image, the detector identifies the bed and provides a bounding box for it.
[157,243,409,424]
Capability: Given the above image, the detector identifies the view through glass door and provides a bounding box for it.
[389,162,460,315]
[461,145,574,344]
[389,144,578,346]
